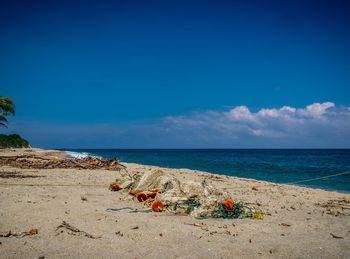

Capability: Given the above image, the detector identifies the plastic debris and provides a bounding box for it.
[252,210,264,220]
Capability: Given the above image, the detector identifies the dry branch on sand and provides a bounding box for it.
[0,228,38,238]
[56,221,100,239]
[0,170,44,179]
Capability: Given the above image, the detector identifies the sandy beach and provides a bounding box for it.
[0,148,349,259]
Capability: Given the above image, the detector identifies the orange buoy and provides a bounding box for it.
[111,184,122,191]
[136,193,148,202]
[152,201,164,212]
[223,199,234,210]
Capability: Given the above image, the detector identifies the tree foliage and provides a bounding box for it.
[0,96,15,128]
[0,134,30,148]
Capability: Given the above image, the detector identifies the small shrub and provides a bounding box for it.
[0,134,30,148]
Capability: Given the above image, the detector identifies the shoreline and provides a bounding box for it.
[1,148,350,258]
[122,161,350,195]
[63,149,350,195]
[3,147,349,194]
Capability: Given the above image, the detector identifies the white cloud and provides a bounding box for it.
[301,102,335,117]
[6,102,350,148]
[280,106,296,113]
[226,106,255,121]
[162,102,350,146]
[257,108,280,118]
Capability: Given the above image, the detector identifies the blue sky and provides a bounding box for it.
[1,0,350,148]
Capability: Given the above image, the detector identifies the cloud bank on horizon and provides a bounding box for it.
[164,101,348,139]
[7,102,350,148]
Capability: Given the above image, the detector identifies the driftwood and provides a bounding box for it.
[330,233,344,239]
[0,228,38,238]
[0,155,126,171]
[0,170,45,179]
[56,221,100,239]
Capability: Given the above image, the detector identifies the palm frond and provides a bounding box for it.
[0,96,15,115]
[0,114,8,123]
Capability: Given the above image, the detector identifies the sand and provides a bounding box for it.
[0,148,349,258]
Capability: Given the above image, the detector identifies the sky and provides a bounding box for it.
[1,0,350,148]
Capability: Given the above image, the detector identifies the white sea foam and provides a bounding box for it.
[65,151,90,159]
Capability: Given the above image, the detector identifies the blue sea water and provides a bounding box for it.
[63,149,350,193]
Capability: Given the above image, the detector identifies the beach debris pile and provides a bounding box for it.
[316,198,350,217]
[110,169,263,220]
[0,155,126,171]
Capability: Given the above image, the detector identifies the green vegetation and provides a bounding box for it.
[0,96,31,148]
[0,134,30,148]
[0,96,15,128]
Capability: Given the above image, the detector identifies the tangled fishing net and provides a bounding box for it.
[110,169,263,220]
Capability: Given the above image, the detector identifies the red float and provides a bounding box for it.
[111,184,121,191]
[223,199,234,210]
[152,201,164,212]
[136,193,148,202]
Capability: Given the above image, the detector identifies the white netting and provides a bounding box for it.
[112,169,243,219]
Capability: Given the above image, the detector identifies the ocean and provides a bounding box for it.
[63,149,350,193]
